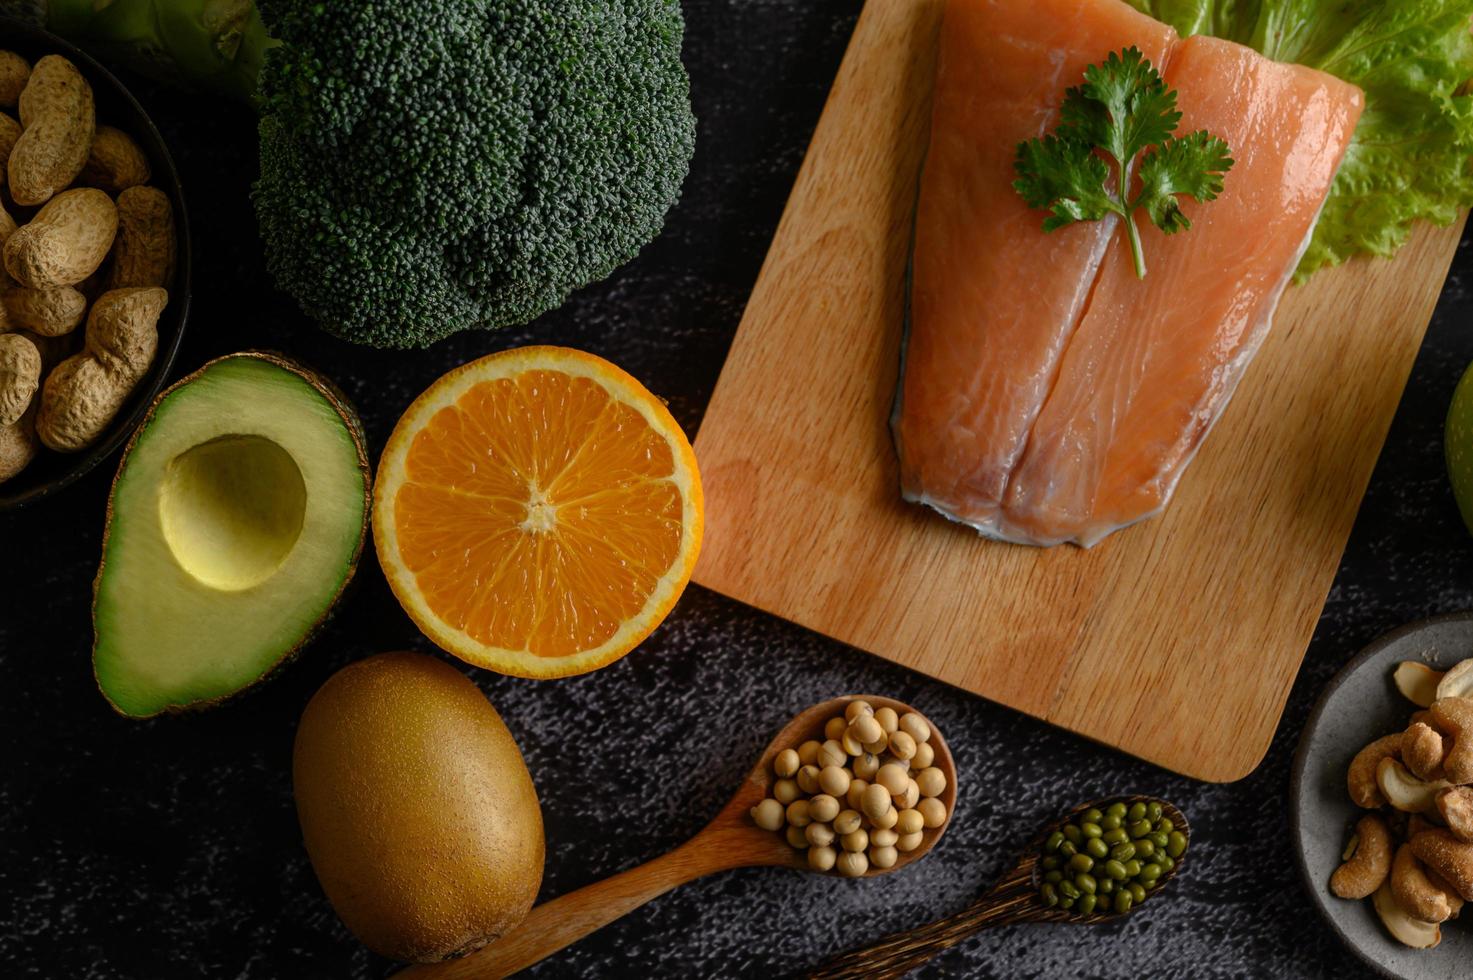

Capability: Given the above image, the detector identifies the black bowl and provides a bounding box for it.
[0,18,191,509]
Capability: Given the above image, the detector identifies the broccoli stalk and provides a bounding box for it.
[20,0,697,348]
[23,0,273,101]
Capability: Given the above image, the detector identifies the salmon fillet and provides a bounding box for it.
[1002,35,1364,545]
[891,0,1178,532]
[894,0,1364,548]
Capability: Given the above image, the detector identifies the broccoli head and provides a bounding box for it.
[251,0,696,347]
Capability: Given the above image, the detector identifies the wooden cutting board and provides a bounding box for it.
[690,0,1467,781]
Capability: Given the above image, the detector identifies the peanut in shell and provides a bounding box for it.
[9,55,93,206]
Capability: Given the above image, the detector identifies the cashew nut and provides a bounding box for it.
[1377,757,1450,813]
[1396,661,1445,709]
[1438,787,1473,844]
[1430,698,1473,784]
[1349,733,1404,808]
[1410,709,1450,735]
[1437,659,1473,701]
[1331,814,1394,899]
[1404,722,1447,782]
[1373,881,1442,949]
[1411,829,1473,902]
[1392,843,1461,923]
[1409,813,1439,841]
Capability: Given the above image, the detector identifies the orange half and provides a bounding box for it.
[373,347,703,678]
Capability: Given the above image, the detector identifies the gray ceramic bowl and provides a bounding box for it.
[1290,612,1473,979]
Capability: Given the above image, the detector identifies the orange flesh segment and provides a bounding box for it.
[1002,35,1364,544]
[393,370,683,658]
[894,0,1178,527]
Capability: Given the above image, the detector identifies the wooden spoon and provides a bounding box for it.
[805,796,1190,979]
[395,695,957,979]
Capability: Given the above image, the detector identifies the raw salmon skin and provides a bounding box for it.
[892,0,1363,548]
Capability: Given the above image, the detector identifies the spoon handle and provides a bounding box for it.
[395,824,770,980]
[805,861,1041,980]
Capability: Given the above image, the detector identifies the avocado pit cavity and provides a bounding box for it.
[159,433,306,591]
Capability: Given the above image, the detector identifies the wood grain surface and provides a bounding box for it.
[691,0,1467,782]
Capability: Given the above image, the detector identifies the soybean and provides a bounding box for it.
[915,767,947,799]
[819,765,851,798]
[749,702,952,875]
[806,822,836,848]
[817,740,847,770]
[849,713,883,746]
[751,799,784,831]
[809,794,841,824]
[871,827,899,848]
[862,783,893,820]
[898,712,930,744]
[824,717,847,742]
[917,797,947,829]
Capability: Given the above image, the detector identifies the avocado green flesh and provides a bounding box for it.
[95,357,367,717]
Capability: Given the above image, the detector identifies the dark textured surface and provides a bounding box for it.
[1,3,1469,978]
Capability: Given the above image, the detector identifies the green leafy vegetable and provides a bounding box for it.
[1125,0,1473,279]
[1013,48,1234,279]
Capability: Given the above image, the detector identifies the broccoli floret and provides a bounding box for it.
[251,0,695,347]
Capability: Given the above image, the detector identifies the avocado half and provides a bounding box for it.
[93,352,371,718]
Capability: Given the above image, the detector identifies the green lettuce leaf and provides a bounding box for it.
[1125,0,1473,279]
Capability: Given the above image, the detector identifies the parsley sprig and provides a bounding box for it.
[1013,48,1234,279]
